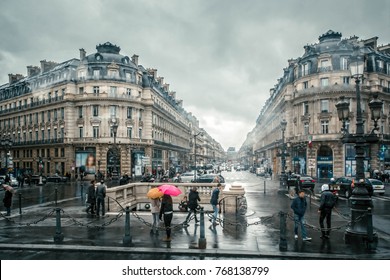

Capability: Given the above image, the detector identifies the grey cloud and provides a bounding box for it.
[0,0,389,150]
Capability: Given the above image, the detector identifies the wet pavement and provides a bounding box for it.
[1,172,390,260]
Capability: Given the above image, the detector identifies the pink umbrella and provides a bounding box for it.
[158,184,182,196]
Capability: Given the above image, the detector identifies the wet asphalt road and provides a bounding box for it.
[1,171,390,259]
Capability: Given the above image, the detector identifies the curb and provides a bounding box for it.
[0,243,385,260]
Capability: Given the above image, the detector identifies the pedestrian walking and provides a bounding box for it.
[210,183,222,225]
[318,184,337,239]
[150,196,161,235]
[291,189,312,241]
[85,180,96,215]
[159,194,173,242]
[2,183,13,216]
[95,180,106,216]
[184,186,201,226]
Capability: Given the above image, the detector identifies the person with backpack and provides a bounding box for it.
[318,184,337,239]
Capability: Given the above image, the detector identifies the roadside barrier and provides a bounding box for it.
[0,193,377,251]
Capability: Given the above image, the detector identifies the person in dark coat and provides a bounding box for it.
[184,187,201,225]
[291,189,311,241]
[85,180,96,215]
[2,184,13,216]
[95,180,106,216]
[159,194,173,242]
[318,184,336,239]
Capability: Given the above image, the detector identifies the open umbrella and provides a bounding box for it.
[147,187,164,199]
[2,184,14,193]
[158,184,182,196]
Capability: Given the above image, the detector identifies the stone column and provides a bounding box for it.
[221,183,246,215]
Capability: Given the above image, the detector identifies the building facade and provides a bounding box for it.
[239,31,390,179]
[0,42,224,179]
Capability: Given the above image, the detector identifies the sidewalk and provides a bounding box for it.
[0,180,389,260]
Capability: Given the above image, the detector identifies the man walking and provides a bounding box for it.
[291,189,311,241]
[95,180,106,216]
[184,186,201,226]
[318,184,336,239]
[86,180,96,215]
[210,183,222,225]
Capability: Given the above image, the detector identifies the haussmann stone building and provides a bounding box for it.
[0,42,225,179]
[239,30,390,180]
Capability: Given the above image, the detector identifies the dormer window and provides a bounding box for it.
[108,69,118,78]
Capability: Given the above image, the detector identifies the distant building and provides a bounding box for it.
[239,30,390,179]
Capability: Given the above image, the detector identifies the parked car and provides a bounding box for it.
[194,174,225,183]
[47,174,68,183]
[331,177,373,198]
[297,176,315,192]
[29,175,47,185]
[368,179,385,195]
[0,175,18,187]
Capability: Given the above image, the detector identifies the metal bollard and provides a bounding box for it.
[53,208,64,243]
[19,193,22,215]
[107,196,110,212]
[279,211,287,251]
[198,207,207,249]
[55,187,58,207]
[123,206,133,246]
[366,207,376,251]
[264,181,266,194]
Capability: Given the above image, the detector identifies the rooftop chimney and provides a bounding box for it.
[132,54,139,65]
[79,48,86,60]
[40,60,58,74]
[27,66,41,77]
[8,74,24,84]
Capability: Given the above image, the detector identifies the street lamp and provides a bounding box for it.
[278,119,288,194]
[1,135,13,177]
[111,118,119,180]
[335,51,382,248]
[193,131,203,182]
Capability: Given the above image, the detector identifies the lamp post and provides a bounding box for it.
[1,135,13,177]
[193,131,203,182]
[278,119,288,194]
[111,119,119,180]
[335,51,382,248]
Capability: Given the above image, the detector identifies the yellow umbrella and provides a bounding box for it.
[147,188,163,199]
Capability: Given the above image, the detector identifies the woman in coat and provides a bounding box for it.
[150,195,161,235]
[159,194,173,242]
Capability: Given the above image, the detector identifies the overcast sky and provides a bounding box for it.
[0,0,389,150]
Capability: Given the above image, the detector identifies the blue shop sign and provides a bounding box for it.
[317,157,332,161]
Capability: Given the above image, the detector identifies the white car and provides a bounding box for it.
[174,171,195,183]
[368,179,385,195]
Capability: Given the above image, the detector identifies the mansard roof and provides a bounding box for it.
[84,42,137,68]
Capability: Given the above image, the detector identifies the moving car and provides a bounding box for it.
[47,174,68,183]
[176,171,195,183]
[298,176,316,192]
[193,174,225,183]
[331,177,373,198]
[368,179,385,195]
[287,174,300,188]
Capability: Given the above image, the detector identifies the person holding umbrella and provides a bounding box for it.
[147,187,163,235]
[2,178,14,216]
[159,194,173,242]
